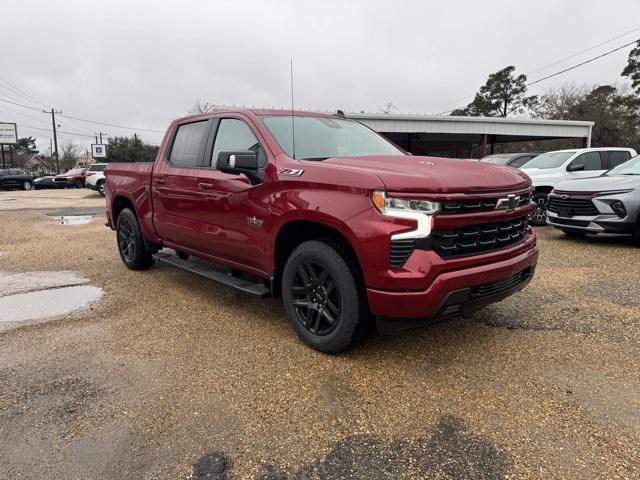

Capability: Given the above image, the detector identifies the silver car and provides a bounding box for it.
[546,155,640,245]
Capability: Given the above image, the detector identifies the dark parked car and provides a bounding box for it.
[33,175,63,189]
[0,169,34,190]
[481,153,540,168]
[54,167,87,188]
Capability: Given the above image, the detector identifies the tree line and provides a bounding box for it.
[448,41,640,151]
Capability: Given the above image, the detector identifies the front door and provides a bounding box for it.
[566,151,607,180]
[193,116,270,273]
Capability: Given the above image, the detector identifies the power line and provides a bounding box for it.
[0,77,49,109]
[18,123,96,138]
[526,38,639,86]
[57,113,165,133]
[0,97,43,112]
[430,30,640,114]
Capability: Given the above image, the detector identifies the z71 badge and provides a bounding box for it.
[278,168,304,176]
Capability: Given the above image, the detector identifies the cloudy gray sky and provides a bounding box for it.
[2,0,640,154]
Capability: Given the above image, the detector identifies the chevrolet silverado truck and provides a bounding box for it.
[105,109,538,353]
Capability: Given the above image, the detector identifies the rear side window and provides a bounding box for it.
[607,151,631,168]
[572,152,603,171]
[211,119,265,168]
[169,121,210,167]
[89,164,106,172]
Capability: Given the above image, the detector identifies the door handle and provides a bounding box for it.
[198,182,213,190]
[153,178,165,185]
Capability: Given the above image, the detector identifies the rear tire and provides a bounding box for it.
[632,222,640,247]
[116,208,154,270]
[75,179,83,188]
[22,181,33,191]
[282,240,371,353]
[97,181,106,196]
[530,192,548,226]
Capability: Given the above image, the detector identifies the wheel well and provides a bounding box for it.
[273,220,362,297]
[112,195,135,223]
[534,186,554,194]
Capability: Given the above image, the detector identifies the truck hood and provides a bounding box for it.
[320,155,531,193]
[554,175,640,193]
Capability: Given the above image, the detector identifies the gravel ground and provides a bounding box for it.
[0,189,639,479]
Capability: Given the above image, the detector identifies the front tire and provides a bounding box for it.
[116,208,154,270]
[22,181,33,191]
[282,240,370,354]
[530,192,549,226]
[75,179,83,188]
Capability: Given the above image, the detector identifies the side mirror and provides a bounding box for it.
[216,150,263,184]
[568,162,584,172]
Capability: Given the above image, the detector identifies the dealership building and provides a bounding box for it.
[347,113,594,158]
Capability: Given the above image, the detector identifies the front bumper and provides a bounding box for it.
[547,211,635,234]
[367,239,538,324]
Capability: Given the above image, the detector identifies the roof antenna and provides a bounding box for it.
[290,58,296,160]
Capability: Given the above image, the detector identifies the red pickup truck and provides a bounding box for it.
[105,109,538,353]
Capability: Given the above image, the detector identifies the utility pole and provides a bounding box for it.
[45,108,62,173]
[98,132,107,144]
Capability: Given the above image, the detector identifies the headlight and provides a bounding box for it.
[371,191,440,215]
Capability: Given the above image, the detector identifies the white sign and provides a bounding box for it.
[91,143,107,158]
[0,122,17,144]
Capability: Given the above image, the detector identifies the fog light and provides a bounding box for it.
[610,200,626,218]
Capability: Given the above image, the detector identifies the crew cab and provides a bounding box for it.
[105,109,538,353]
[520,147,637,225]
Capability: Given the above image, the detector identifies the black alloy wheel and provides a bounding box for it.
[530,192,548,226]
[290,261,341,336]
[75,179,83,188]
[116,208,154,270]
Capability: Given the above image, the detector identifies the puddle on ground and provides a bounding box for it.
[0,285,103,323]
[47,215,95,225]
[0,271,89,296]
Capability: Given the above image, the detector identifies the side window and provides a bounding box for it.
[571,152,603,171]
[607,151,631,168]
[511,156,531,168]
[211,119,265,168]
[90,164,106,172]
[168,121,210,168]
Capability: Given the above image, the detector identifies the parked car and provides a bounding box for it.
[105,109,538,353]
[481,152,540,168]
[0,168,34,190]
[84,163,107,196]
[33,175,63,189]
[520,147,637,225]
[547,155,640,245]
[54,167,87,188]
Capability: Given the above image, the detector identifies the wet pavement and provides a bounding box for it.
[0,189,639,479]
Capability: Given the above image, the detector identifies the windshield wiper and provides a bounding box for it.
[298,157,328,161]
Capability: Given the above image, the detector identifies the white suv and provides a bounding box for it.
[520,147,637,225]
[84,163,107,196]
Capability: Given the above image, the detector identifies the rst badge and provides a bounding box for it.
[495,194,520,210]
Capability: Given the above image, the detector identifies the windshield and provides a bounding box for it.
[522,151,576,169]
[261,115,403,160]
[607,155,640,175]
[482,154,514,165]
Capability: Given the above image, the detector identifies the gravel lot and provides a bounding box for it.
[0,189,639,479]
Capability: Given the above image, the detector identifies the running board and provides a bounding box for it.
[153,252,270,297]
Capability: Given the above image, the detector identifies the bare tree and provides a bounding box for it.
[533,83,591,120]
[378,102,398,114]
[189,100,217,114]
[59,141,81,171]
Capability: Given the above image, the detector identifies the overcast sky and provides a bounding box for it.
[2,0,640,154]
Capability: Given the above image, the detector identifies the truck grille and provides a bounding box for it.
[441,193,532,214]
[431,215,529,258]
[469,267,533,299]
[388,216,530,267]
[548,194,598,217]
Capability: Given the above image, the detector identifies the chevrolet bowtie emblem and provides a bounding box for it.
[495,194,520,210]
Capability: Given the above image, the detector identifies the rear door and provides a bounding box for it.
[151,119,213,251]
[566,151,607,180]
[603,150,632,170]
